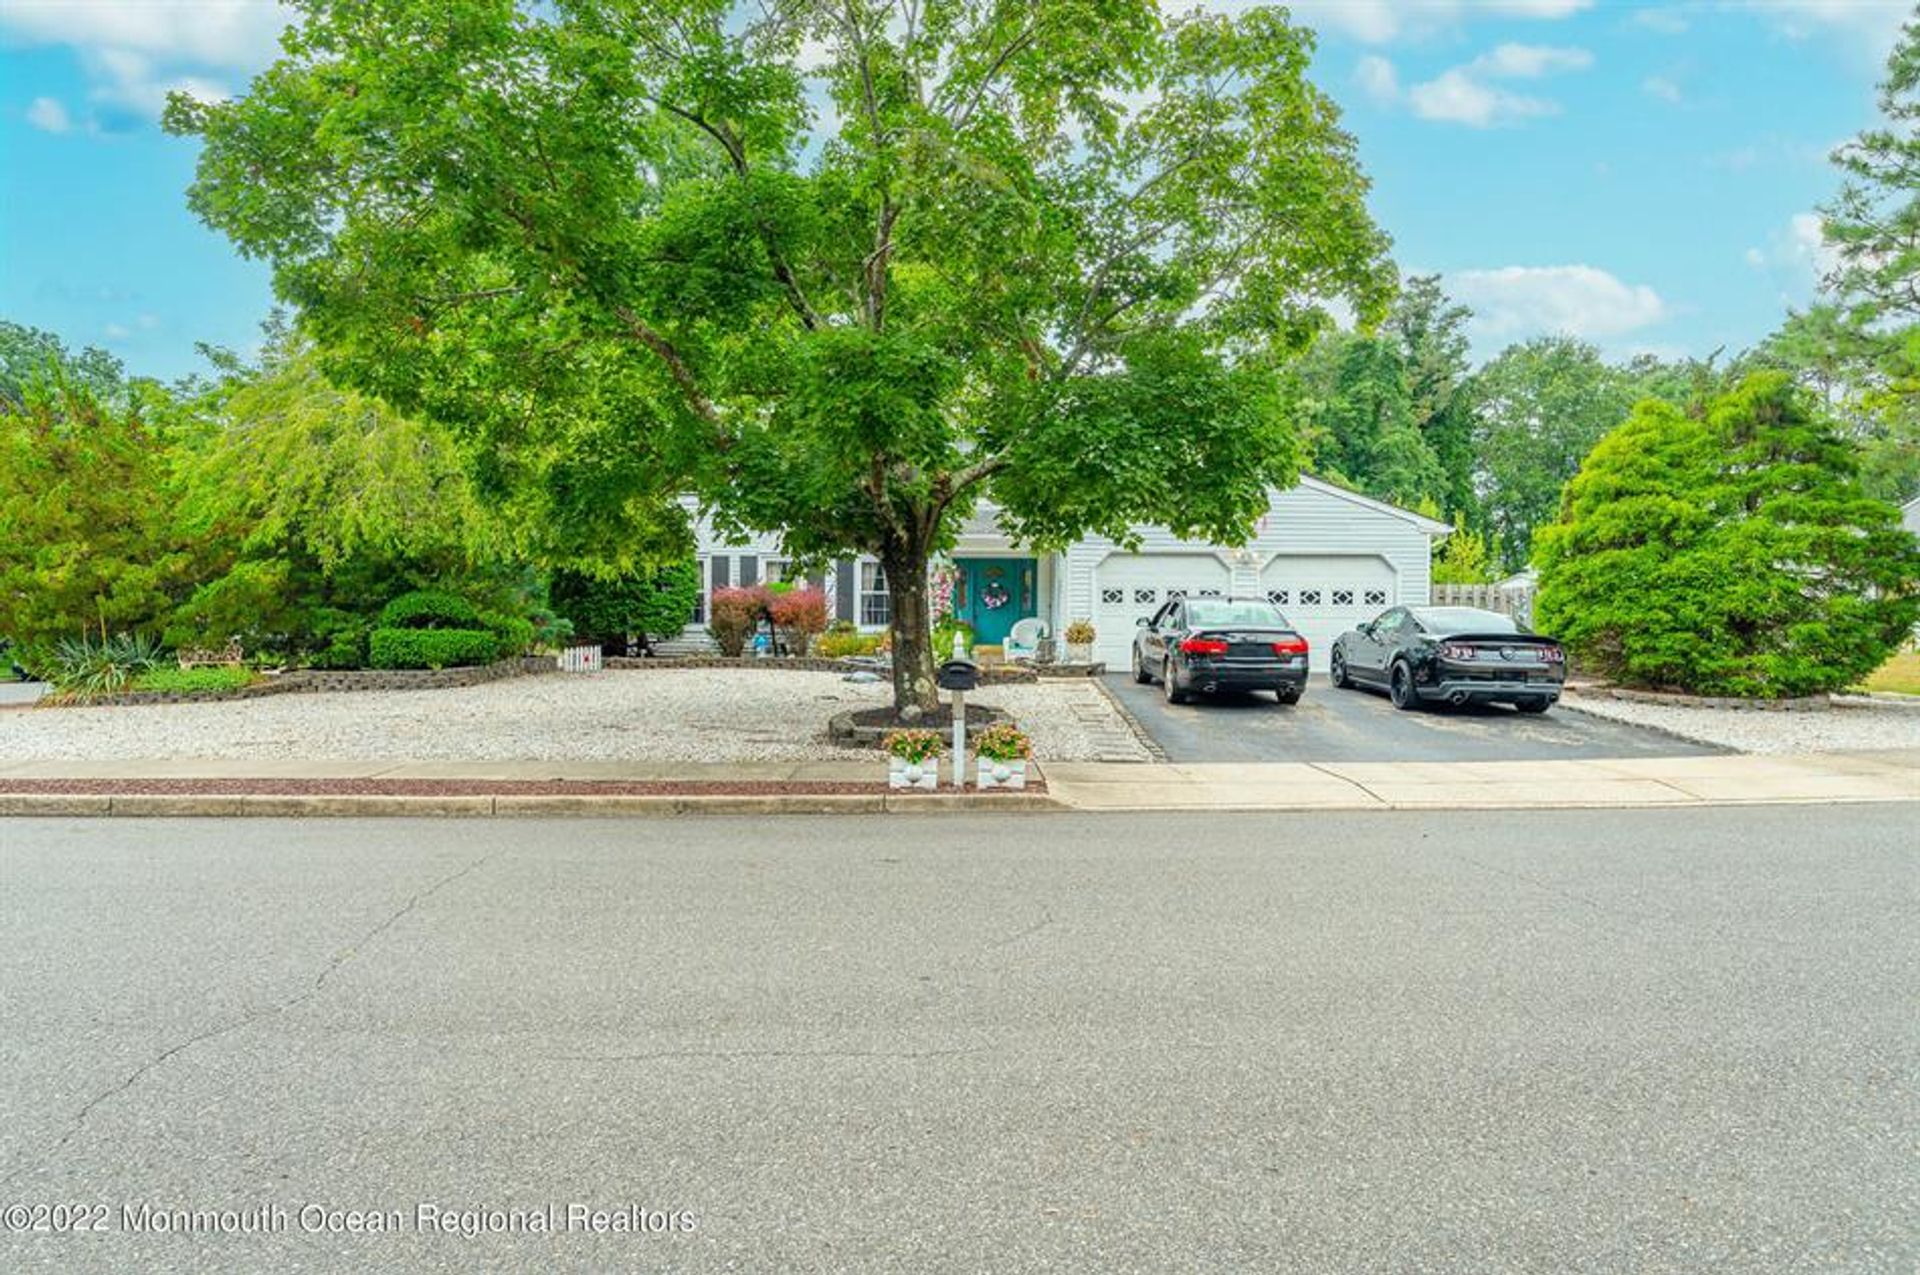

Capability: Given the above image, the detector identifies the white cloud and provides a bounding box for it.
[1279,0,1592,44]
[1642,74,1685,104]
[1447,265,1669,343]
[0,1,282,126]
[0,1,289,68]
[1632,8,1692,35]
[1468,43,1593,78]
[1733,1,1909,58]
[1355,54,1400,104]
[1392,43,1593,127]
[25,96,72,134]
[1746,211,1839,293]
[1409,70,1558,126]
[85,47,231,116]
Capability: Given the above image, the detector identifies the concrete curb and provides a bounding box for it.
[0,791,1066,818]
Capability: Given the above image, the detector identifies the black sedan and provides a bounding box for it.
[1329,606,1565,713]
[1131,595,1310,705]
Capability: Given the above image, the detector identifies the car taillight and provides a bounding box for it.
[1180,637,1229,656]
[1272,637,1308,656]
[1439,643,1476,660]
[1543,647,1565,663]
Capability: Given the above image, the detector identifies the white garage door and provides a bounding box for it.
[1259,556,1397,671]
[1091,553,1231,667]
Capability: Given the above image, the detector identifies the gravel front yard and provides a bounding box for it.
[1563,691,1920,755]
[0,670,1149,763]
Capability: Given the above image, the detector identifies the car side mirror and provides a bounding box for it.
[1136,616,1150,627]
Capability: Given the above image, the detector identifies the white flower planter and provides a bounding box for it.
[975,757,1028,791]
[1065,643,1092,664]
[888,756,940,790]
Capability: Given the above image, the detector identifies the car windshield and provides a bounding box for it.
[1412,607,1518,634]
[1185,599,1286,627]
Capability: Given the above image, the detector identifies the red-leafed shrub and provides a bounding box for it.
[768,586,830,656]
[708,586,768,656]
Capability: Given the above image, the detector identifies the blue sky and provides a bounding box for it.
[0,1,1910,378]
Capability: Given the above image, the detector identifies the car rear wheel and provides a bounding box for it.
[1329,650,1351,689]
[1131,644,1152,684]
[1388,662,1419,711]
[1162,659,1189,705]
[1516,697,1552,714]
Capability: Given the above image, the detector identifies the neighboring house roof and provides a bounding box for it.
[1295,474,1455,537]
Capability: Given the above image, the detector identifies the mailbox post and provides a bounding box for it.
[934,638,981,791]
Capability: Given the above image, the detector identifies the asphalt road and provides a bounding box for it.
[2,810,1914,1274]
[1105,671,1717,763]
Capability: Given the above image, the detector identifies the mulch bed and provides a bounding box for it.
[843,704,1003,731]
[0,776,1045,797]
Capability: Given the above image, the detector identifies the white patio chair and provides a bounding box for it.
[1004,617,1048,663]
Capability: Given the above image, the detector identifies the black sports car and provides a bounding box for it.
[1131,595,1310,705]
[1329,606,1565,713]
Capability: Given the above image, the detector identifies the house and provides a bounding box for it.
[1903,495,1920,539]
[677,478,1452,671]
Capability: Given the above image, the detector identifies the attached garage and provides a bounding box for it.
[1090,553,1231,667]
[1060,478,1451,673]
[1260,555,1398,671]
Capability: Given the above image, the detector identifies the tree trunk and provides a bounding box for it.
[883,540,938,716]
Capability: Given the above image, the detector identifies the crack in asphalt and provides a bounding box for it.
[16,849,497,1175]
[986,904,1056,951]
[537,1046,993,1063]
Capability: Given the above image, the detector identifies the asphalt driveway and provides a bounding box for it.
[1105,673,1716,763]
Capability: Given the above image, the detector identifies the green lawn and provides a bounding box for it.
[1862,649,1920,696]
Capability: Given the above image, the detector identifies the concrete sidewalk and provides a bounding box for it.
[1041,749,1920,811]
[1,751,1915,815]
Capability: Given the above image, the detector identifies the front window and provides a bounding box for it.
[859,561,890,626]
[764,559,791,585]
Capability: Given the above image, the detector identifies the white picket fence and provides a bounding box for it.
[1431,582,1536,627]
[556,644,603,673]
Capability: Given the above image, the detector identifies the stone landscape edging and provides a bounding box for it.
[827,705,1015,749]
[1575,685,1835,712]
[48,656,556,706]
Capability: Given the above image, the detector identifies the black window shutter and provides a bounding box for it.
[711,556,730,590]
[834,559,856,619]
[738,555,758,586]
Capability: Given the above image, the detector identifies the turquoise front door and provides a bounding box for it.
[956,558,1037,646]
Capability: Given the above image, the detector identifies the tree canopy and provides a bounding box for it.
[1473,336,1633,571]
[168,0,1393,709]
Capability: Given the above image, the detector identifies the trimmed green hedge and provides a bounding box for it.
[368,627,499,670]
[129,666,258,694]
[377,589,482,630]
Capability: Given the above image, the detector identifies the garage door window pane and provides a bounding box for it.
[1364,589,1387,606]
[1133,588,1156,605]
[1101,587,1124,605]
[1332,589,1353,606]
[1299,589,1321,605]
[1167,588,1186,600]
[1267,589,1289,606]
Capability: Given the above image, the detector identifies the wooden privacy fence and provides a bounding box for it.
[1431,583,1535,626]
